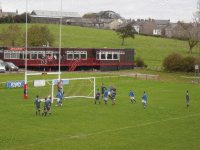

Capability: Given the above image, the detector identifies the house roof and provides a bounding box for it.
[30,10,81,18]
[2,12,17,17]
[154,20,170,25]
[134,20,145,25]
[154,25,168,30]
[165,23,178,30]
[67,18,92,24]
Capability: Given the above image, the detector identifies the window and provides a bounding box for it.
[113,52,119,60]
[97,51,121,60]
[74,51,80,59]
[67,51,87,60]
[101,52,106,60]
[81,52,87,59]
[67,51,73,59]
[96,52,100,59]
[107,52,112,59]
[4,50,21,59]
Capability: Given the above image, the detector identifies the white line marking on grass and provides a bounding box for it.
[4,113,200,150]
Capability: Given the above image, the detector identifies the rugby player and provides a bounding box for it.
[33,95,41,116]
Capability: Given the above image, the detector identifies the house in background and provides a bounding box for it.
[154,19,170,27]
[165,23,189,38]
[188,22,198,38]
[153,26,167,35]
[142,19,157,34]
[0,2,18,18]
[30,10,81,24]
[66,18,93,27]
[104,19,120,30]
[153,20,170,35]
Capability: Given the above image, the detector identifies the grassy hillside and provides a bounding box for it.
[0,23,197,68]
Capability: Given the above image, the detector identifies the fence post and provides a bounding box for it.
[135,73,137,79]
[110,76,111,81]
[146,74,147,80]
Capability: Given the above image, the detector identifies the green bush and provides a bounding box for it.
[135,56,146,67]
[180,56,195,72]
[163,52,195,72]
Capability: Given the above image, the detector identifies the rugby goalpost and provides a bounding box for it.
[51,77,96,103]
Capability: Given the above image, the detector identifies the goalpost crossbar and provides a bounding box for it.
[51,77,95,103]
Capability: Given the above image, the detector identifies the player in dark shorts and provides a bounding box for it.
[110,89,115,106]
[111,85,117,101]
[34,95,41,116]
[95,89,101,105]
[47,97,52,116]
[186,91,189,108]
[42,98,48,116]
[101,83,106,100]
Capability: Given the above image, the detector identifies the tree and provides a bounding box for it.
[1,25,22,46]
[178,21,198,53]
[116,25,136,46]
[27,25,55,46]
[13,13,31,23]
[187,37,199,53]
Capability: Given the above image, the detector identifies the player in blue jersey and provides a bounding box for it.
[33,95,41,116]
[142,92,147,108]
[186,91,189,108]
[42,98,48,116]
[129,90,137,104]
[95,89,101,105]
[101,83,106,100]
[47,97,52,116]
[55,90,62,106]
[108,85,112,97]
[104,88,108,105]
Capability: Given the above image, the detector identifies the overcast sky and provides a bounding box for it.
[0,0,198,22]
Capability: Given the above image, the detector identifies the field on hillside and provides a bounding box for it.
[0,23,197,68]
[0,73,200,150]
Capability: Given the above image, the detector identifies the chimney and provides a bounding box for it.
[137,19,140,21]
[16,9,18,14]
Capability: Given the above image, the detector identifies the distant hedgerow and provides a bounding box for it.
[163,52,195,72]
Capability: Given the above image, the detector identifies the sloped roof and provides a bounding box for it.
[30,10,81,18]
[154,25,168,30]
[165,23,178,30]
[154,20,170,25]
[2,12,17,17]
[135,20,145,25]
[67,18,92,24]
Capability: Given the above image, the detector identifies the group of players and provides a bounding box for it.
[34,85,190,116]
[95,83,148,108]
[95,83,117,106]
[33,96,52,116]
[33,90,64,116]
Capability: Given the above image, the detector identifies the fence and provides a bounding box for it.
[180,76,200,84]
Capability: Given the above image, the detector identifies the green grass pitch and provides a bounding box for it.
[0,73,200,150]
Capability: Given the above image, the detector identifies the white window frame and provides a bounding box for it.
[67,51,87,60]
[67,51,74,60]
[4,50,22,59]
[97,51,120,60]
